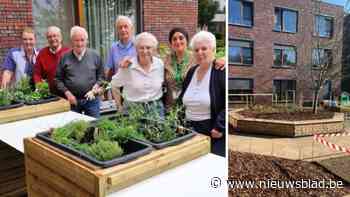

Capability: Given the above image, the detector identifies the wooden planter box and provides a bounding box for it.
[24,135,210,196]
[0,141,26,196]
[229,110,344,137]
[0,98,70,124]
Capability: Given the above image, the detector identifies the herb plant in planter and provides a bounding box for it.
[125,104,196,149]
[0,89,23,110]
[14,78,59,105]
[36,119,152,167]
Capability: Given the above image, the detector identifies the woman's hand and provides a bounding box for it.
[210,128,223,139]
[119,56,132,69]
[214,58,225,70]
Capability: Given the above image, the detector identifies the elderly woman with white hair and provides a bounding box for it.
[111,32,165,117]
[179,31,226,157]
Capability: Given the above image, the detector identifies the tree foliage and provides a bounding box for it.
[198,0,219,28]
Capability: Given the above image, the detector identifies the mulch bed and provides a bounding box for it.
[229,151,350,197]
[238,110,334,121]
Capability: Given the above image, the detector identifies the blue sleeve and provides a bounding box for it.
[1,49,16,72]
[105,45,114,69]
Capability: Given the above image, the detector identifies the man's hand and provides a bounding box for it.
[65,91,77,106]
[210,128,223,139]
[214,58,225,70]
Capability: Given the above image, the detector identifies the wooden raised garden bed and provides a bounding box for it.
[24,134,210,196]
[229,109,344,137]
[0,98,70,124]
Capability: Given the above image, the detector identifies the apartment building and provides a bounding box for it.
[228,0,344,105]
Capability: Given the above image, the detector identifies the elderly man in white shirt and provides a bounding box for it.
[111,32,164,118]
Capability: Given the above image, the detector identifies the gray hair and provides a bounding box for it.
[190,31,216,52]
[46,26,62,36]
[115,15,133,28]
[134,32,158,48]
[70,26,88,40]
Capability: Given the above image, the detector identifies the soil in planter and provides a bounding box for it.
[239,110,334,121]
[229,151,350,197]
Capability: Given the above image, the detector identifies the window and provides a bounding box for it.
[273,45,297,67]
[312,48,332,67]
[229,78,254,103]
[321,80,332,99]
[229,0,253,27]
[315,15,333,38]
[84,0,141,60]
[274,8,298,33]
[273,80,296,102]
[32,0,76,48]
[229,40,253,65]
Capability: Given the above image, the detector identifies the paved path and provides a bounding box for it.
[229,129,350,161]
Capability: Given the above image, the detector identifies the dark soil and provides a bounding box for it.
[229,151,350,197]
[238,110,334,121]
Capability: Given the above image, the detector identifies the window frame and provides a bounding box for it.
[273,79,297,102]
[229,39,254,66]
[273,7,298,33]
[229,78,254,103]
[312,48,332,69]
[273,44,297,68]
[229,0,254,28]
[314,14,334,38]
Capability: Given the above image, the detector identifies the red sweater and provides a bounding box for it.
[33,46,71,95]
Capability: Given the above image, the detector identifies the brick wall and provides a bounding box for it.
[143,0,198,44]
[229,0,344,102]
[342,15,350,93]
[0,0,33,65]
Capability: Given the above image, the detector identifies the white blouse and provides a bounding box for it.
[111,56,164,102]
[183,66,212,121]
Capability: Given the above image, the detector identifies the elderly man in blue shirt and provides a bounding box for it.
[105,15,136,80]
[1,27,39,89]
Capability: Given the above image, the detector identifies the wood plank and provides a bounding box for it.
[0,187,26,197]
[26,156,93,197]
[24,138,98,195]
[0,98,70,124]
[106,136,210,192]
[99,135,209,175]
[34,138,101,171]
[0,179,25,195]
[27,172,64,197]
[24,135,210,195]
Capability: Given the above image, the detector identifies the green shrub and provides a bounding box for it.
[85,140,123,161]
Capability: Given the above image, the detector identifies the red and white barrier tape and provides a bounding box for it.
[313,133,350,154]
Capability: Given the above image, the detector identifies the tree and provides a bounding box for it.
[296,0,345,114]
[198,0,219,29]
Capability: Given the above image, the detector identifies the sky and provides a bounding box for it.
[323,0,347,7]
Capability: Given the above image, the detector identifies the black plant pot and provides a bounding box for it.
[0,101,24,111]
[106,115,196,149]
[24,95,60,105]
[36,130,153,168]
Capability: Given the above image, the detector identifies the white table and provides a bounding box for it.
[110,153,228,197]
[0,111,94,152]
[0,111,228,196]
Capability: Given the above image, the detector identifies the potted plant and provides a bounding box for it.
[36,119,153,168]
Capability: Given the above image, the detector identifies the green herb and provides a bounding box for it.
[0,89,13,106]
[85,140,123,161]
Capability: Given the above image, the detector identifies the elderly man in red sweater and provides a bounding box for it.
[33,26,70,96]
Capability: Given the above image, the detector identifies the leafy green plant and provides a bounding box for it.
[0,89,13,106]
[35,82,50,99]
[85,140,123,161]
[13,78,52,102]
